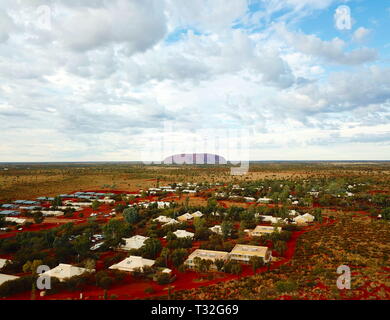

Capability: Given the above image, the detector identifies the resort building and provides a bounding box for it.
[109,256,155,273]
[177,213,194,222]
[0,274,19,286]
[41,264,94,282]
[0,259,10,270]
[229,244,272,263]
[293,213,315,225]
[172,230,194,239]
[257,197,272,204]
[154,216,173,224]
[119,235,149,251]
[249,226,282,237]
[192,211,204,218]
[184,249,229,270]
[256,215,283,224]
[209,225,223,235]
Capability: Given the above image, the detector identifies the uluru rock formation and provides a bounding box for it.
[163,153,227,165]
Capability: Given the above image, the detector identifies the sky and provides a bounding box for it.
[0,0,389,162]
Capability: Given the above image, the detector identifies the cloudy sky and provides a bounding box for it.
[0,0,389,162]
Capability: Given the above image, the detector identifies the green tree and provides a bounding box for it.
[52,196,62,207]
[123,207,139,224]
[32,212,44,224]
[274,240,287,256]
[103,219,132,247]
[221,220,233,239]
[83,259,96,270]
[214,259,225,272]
[160,247,170,267]
[73,234,91,259]
[171,248,188,268]
[91,200,100,211]
[22,259,43,275]
[230,262,242,275]
[141,238,162,259]
[249,256,264,274]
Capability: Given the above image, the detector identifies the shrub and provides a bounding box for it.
[98,276,114,290]
[0,275,35,298]
[144,286,155,294]
[156,273,171,285]
[275,280,298,293]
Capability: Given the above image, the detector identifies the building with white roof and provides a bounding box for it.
[162,219,180,227]
[173,229,194,239]
[5,217,26,224]
[257,197,272,204]
[184,249,229,270]
[41,264,94,282]
[63,201,92,207]
[209,225,223,235]
[119,235,150,251]
[182,189,197,194]
[177,213,194,222]
[153,216,173,224]
[109,256,155,273]
[229,244,272,263]
[293,213,315,225]
[0,274,19,286]
[289,210,298,216]
[56,206,83,211]
[249,225,282,237]
[33,210,64,217]
[164,229,194,239]
[97,199,116,204]
[257,215,283,224]
[0,259,10,270]
[192,211,204,218]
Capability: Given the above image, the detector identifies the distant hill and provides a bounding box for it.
[163,153,227,165]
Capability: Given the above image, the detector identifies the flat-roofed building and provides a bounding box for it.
[257,197,272,204]
[249,226,282,237]
[154,215,173,224]
[63,201,92,207]
[0,274,19,286]
[41,264,94,282]
[0,210,19,216]
[192,211,203,218]
[0,259,10,270]
[209,225,223,235]
[109,256,155,273]
[177,213,193,222]
[172,229,194,239]
[119,235,150,251]
[184,249,229,270]
[162,219,180,227]
[293,213,315,225]
[229,244,272,263]
[256,215,283,224]
[5,217,26,225]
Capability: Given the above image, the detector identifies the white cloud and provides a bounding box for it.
[352,27,371,43]
[276,24,377,65]
[54,0,167,53]
[165,0,248,32]
[0,11,17,42]
[0,0,388,161]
